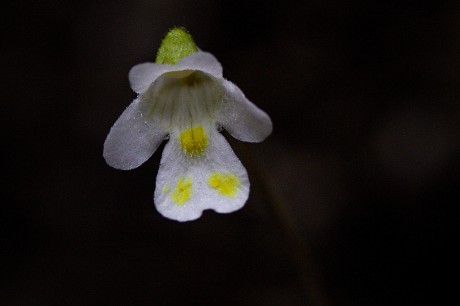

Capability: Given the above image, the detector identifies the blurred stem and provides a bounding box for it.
[239,143,328,306]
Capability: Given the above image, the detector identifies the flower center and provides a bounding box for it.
[164,70,194,79]
[142,71,222,130]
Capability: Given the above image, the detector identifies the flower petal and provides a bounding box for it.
[174,50,223,79]
[129,51,223,94]
[129,63,170,94]
[103,98,168,170]
[217,80,273,142]
[154,126,249,222]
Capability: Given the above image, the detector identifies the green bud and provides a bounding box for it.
[155,27,199,65]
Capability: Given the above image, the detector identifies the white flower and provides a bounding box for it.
[103,28,272,221]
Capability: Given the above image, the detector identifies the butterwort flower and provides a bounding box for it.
[103,27,272,221]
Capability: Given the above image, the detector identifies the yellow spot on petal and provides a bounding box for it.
[180,126,208,156]
[172,177,192,205]
[208,172,240,197]
[162,184,170,193]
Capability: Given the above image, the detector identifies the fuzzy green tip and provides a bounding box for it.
[155,27,198,65]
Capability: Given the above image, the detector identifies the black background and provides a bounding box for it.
[3,0,459,305]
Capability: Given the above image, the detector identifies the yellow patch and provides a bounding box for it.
[172,177,192,205]
[162,184,170,193]
[208,172,240,197]
[179,126,208,156]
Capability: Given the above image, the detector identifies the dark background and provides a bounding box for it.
[3,0,459,305]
